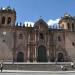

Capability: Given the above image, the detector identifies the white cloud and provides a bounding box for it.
[2,7,5,10]
[24,18,60,28]
[24,22,34,27]
[47,18,60,26]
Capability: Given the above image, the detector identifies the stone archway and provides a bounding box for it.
[17,52,24,62]
[37,45,48,62]
[57,53,64,62]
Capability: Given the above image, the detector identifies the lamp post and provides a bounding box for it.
[3,31,6,42]
[2,31,6,61]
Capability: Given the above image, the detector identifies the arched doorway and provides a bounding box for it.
[17,52,24,62]
[37,46,47,62]
[57,53,64,62]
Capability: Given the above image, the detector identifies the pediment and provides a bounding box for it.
[34,19,48,31]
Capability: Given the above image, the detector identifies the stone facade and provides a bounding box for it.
[0,7,75,62]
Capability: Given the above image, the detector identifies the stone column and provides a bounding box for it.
[34,46,37,62]
[47,32,50,62]
[27,33,30,62]
[27,47,30,62]
[34,31,37,62]
[47,49,50,62]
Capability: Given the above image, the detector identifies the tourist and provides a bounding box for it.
[61,65,67,71]
[61,65,64,71]
[71,62,74,69]
[0,62,3,72]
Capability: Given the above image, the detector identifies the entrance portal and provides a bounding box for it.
[37,46,47,62]
[17,52,24,62]
[57,53,64,62]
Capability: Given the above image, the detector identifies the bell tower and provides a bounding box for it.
[59,13,75,31]
[0,6,16,61]
[0,6,16,27]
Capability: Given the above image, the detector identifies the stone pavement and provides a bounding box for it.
[0,62,75,72]
[0,70,75,75]
[2,62,75,71]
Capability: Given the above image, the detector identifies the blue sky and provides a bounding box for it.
[0,0,75,25]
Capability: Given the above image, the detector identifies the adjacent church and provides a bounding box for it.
[0,7,75,62]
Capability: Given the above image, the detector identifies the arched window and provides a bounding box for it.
[40,33,44,39]
[2,16,5,24]
[67,23,70,30]
[7,17,11,24]
[72,23,74,31]
[58,36,61,41]
[72,42,75,46]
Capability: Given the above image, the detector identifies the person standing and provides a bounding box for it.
[71,62,74,69]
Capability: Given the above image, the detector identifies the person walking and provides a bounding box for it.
[61,65,64,71]
[0,62,3,72]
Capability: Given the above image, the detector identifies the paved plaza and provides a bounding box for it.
[0,70,75,75]
[0,62,75,75]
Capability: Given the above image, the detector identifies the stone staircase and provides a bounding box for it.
[1,62,75,71]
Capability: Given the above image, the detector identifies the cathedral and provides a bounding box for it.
[0,7,75,62]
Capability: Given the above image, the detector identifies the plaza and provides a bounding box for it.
[0,70,75,75]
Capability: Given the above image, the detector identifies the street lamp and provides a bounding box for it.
[3,31,6,42]
[2,31,6,61]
